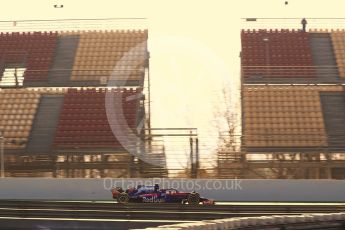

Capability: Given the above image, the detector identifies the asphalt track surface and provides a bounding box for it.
[0,201,344,229]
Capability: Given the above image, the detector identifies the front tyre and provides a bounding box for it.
[117,193,129,204]
[187,193,200,205]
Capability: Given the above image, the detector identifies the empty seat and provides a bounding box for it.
[242,85,342,148]
[70,30,148,82]
[0,32,58,84]
[53,88,141,149]
[331,31,345,78]
[241,29,315,79]
[0,89,41,149]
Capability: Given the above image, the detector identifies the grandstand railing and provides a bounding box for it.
[241,18,345,30]
[0,18,147,32]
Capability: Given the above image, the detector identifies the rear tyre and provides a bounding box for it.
[187,192,200,205]
[117,193,129,204]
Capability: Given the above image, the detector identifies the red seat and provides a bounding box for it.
[54,88,141,149]
[0,31,57,83]
[242,29,314,79]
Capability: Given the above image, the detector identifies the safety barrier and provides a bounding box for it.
[139,212,345,229]
[0,178,345,201]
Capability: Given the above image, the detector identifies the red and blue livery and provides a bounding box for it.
[111,184,215,205]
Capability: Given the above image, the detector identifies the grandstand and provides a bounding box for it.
[241,29,345,150]
[0,30,147,87]
[243,85,341,150]
[0,27,167,178]
[4,22,345,179]
[241,29,315,80]
[0,32,57,84]
[241,29,345,84]
[54,88,140,149]
[217,28,345,179]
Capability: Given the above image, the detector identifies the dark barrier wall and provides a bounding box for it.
[0,178,344,202]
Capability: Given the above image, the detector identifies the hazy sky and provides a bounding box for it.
[2,0,345,170]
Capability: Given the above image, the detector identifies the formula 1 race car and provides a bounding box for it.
[111,184,215,205]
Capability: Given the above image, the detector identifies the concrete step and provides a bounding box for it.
[47,35,80,86]
[26,95,65,154]
[309,34,340,82]
[320,93,345,148]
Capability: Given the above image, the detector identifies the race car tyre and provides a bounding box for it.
[187,192,200,205]
[117,193,129,204]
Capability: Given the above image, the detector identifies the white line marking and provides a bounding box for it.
[0,216,196,223]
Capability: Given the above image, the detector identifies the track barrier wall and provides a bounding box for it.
[0,178,344,202]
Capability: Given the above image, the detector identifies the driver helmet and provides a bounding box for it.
[154,184,159,191]
[127,187,135,193]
